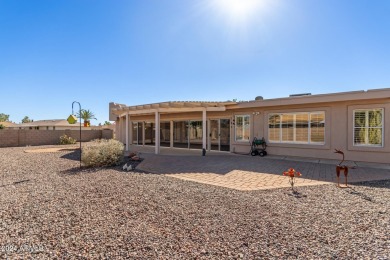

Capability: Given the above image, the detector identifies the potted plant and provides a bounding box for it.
[77,109,97,127]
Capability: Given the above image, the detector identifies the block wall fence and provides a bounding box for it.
[0,129,113,147]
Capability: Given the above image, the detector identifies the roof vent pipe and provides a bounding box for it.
[289,93,311,97]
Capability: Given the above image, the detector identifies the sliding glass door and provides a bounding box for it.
[189,121,203,149]
[160,122,170,147]
[220,119,230,151]
[209,119,230,151]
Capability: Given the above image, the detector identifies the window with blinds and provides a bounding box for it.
[353,109,383,146]
[268,112,325,144]
[235,115,250,142]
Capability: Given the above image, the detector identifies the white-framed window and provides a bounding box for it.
[268,112,325,144]
[235,115,250,142]
[353,109,383,147]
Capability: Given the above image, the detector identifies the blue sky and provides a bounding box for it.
[1,0,390,124]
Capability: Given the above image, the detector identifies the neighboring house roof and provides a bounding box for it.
[3,119,110,130]
[0,121,19,127]
[93,124,115,130]
[8,119,100,129]
[16,119,79,128]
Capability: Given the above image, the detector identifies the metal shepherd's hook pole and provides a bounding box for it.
[72,101,82,168]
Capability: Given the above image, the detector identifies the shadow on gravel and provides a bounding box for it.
[0,179,31,188]
[58,157,147,176]
[59,167,102,176]
[351,179,390,189]
[60,150,80,161]
[60,151,146,173]
[286,191,307,199]
[342,186,377,203]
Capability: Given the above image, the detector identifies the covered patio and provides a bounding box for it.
[110,101,236,154]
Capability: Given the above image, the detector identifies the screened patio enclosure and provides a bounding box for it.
[113,101,235,154]
[130,119,230,151]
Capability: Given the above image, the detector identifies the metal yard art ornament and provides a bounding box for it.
[68,101,82,168]
[334,149,350,188]
[67,114,78,124]
[283,168,302,192]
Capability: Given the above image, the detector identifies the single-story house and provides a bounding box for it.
[0,121,19,128]
[8,119,100,130]
[109,88,390,163]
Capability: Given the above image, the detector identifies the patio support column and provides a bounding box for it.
[119,117,123,143]
[207,119,211,151]
[116,117,120,141]
[125,113,129,151]
[142,121,145,146]
[155,110,160,154]
[202,108,207,151]
[122,116,126,144]
[129,116,133,146]
[170,120,174,148]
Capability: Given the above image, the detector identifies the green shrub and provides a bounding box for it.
[81,139,124,167]
[0,124,4,129]
[59,134,77,145]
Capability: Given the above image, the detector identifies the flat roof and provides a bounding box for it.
[110,88,390,117]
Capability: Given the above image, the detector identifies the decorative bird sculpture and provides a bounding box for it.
[334,149,349,187]
[122,163,134,171]
[122,163,129,171]
[126,164,134,171]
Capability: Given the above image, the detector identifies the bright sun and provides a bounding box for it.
[211,0,265,24]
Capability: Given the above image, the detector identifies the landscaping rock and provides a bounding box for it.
[0,146,389,258]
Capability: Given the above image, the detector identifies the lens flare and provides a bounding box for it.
[212,0,265,24]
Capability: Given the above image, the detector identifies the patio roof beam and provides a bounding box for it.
[117,106,226,117]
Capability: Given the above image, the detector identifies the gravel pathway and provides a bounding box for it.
[0,147,389,259]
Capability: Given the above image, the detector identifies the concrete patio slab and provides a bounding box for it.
[355,161,390,170]
[284,156,320,163]
[135,149,390,191]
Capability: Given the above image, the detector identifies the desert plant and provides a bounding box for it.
[0,124,4,129]
[77,109,97,126]
[59,134,77,145]
[81,139,124,167]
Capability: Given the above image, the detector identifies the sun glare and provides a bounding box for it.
[212,0,265,24]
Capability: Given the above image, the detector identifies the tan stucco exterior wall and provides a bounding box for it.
[231,99,390,163]
[112,91,390,163]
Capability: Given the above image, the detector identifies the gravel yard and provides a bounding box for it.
[0,146,389,259]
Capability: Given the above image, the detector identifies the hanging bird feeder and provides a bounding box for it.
[67,114,78,124]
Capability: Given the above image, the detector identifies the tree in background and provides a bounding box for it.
[0,113,10,122]
[104,121,112,125]
[76,109,97,127]
[21,116,32,123]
